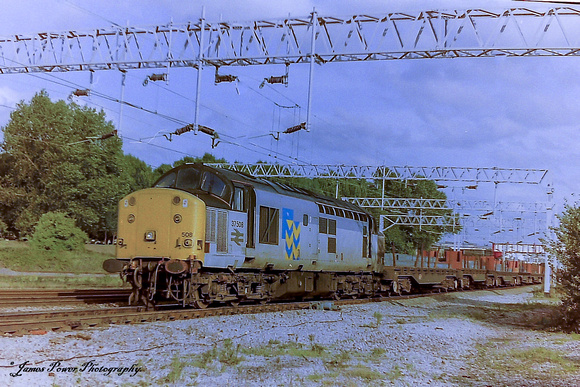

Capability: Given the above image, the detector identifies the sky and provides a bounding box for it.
[0,0,578,247]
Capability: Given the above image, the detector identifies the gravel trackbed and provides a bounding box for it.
[0,285,578,386]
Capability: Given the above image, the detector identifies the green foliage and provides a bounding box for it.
[373,311,384,327]
[188,338,244,372]
[240,340,328,359]
[0,240,114,273]
[122,154,156,192]
[0,91,131,238]
[152,153,228,182]
[544,204,580,332]
[0,274,123,289]
[164,356,186,383]
[0,219,6,237]
[29,212,87,251]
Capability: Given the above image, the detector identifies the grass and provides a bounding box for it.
[0,274,124,289]
[532,285,564,300]
[0,241,120,288]
[161,339,244,383]
[508,347,578,372]
[0,242,114,274]
[384,364,404,382]
[429,295,564,331]
[165,355,187,383]
[161,337,393,385]
[241,339,329,359]
[464,342,580,385]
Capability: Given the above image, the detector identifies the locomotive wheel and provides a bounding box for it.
[193,299,210,309]
[141,294,155,310]
[133,268,143,289]
[128,290,139,306]
[391,280,400,296]
[228,299,241,307]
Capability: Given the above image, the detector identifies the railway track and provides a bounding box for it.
[0,285,540,336]
[0,288,132,307]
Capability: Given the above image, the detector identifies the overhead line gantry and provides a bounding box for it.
[2,6,580,73]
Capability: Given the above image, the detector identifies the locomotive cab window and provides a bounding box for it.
[175,167,201,191]
[201,172,230,201]
[232,187,244,211]
[155,172,176,188]
[259,206,279,245]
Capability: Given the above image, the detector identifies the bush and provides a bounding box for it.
[0,219,6,238]
[544,204,580,332]
[30,212,87,251]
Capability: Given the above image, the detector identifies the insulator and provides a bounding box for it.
[283,122,306,134]
[215,73,239,84]
[174,124,195,135]
[72,89,90,97]
[198,125,217,137]
[143,73,167,85]
[266,75,287,85]
[99,130,117,140]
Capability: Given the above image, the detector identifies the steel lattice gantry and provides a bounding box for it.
[2,6,580,73]
[206,163,551,233]
[342,197,550,231]
[341,197,550,212]
[207,163,548,184]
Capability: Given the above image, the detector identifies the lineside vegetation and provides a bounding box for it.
[544,204,580,332]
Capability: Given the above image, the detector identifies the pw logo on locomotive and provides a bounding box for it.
[283,208,301,261]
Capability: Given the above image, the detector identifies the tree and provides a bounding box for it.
[0,219,6,238]
[122,154,156,192]
[0,91,128,238]
[543,204,580,332]
[152,153,228,182]
[29,212,87,251]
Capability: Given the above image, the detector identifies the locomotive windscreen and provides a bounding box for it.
[154,166,231,203]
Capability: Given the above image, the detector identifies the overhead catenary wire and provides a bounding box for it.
[0,53,316,165]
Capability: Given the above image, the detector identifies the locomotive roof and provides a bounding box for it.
[176,163,368,214]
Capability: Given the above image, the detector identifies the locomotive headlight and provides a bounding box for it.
[144,231,156,242]
[173,214,182,223]
[127,214,135,223]
[183,239,193,247]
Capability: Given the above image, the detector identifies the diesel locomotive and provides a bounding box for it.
[103,163,543,308]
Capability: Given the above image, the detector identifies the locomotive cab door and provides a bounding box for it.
[204,186,247,269]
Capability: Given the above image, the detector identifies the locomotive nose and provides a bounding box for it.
[116,188,206,262]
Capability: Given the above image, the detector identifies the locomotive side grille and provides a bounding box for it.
[217,211,228,253]
[206,209,217,242]
[206,208,228,253]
